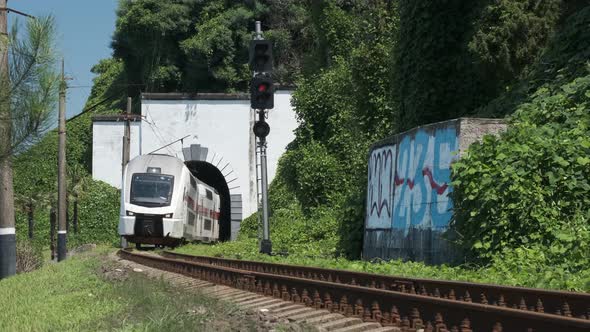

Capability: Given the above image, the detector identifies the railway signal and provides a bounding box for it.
[249,25,274,111]
[250,75,274,110]
[250,21,273,255]
[249,40,273,73]
[253,119,270,139]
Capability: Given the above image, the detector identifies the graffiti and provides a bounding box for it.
[393,169,448,196]
[366,126,458,231]
[366,146,395,229]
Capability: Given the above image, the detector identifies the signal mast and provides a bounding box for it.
[250,21,273,254]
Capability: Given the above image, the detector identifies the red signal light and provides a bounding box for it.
[258,84,268,92]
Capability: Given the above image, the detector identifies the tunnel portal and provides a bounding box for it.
[184,160,232,242]
[182,142,243,242]
[185,160,231,241]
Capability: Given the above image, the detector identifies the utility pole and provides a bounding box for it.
[122,97,131,168]
[0,0,16,278]
[57,59,67,261]
[120,97,131,248]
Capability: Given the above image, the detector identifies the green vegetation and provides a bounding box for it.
[0,248,260,331]
[214,1,590,292]
[12,58,125,249]
[175,242,590,292]
[453,73,590,259]
[450,7,590,280]
[395,0,563,129]
[254,1,398,258]
[112,0,310,94]
[11,0,590,294]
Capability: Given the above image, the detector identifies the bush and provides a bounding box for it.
[16,239,43,273]
[13,179,121,248]
[451,72,590,263]
[70,180,121,247]
[281,142,345,211]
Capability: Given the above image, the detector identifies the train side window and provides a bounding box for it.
[190,177,196,189]
[204,218,212,231]
[188,212,195,226]
[205,189,213,200]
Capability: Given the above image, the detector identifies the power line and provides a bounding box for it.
[147,135,190,155]
[68,83,147,89]
[145,115,176,155]
[66,87,127,122]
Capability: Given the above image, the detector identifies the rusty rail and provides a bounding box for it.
[120,249,590,331]
[162,251,590,321]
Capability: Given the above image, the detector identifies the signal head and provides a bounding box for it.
[250,75,274,110]
[253,120,270,138]
[249,40,273,73]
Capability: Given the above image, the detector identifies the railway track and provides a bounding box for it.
[119,249,590,332]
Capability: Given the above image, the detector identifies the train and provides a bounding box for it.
[119,154,221,249]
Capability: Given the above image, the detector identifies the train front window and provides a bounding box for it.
[130,173,174,207]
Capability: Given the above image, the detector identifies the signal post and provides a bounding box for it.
[250,21,274,254]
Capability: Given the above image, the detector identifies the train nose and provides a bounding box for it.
[142,223,153,236]
[133,215,164,238]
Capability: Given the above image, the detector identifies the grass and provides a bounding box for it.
[173,238,590,292]
[0,246,260,332]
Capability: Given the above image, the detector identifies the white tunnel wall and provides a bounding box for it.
[92,91,297,237]
[139,92,297,224]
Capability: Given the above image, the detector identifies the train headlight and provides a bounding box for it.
[164,213,173,218]
[126,210,135,216]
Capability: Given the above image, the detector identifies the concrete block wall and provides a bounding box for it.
[363,118,506,264]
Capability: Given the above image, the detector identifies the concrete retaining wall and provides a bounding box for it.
[363,118,506,264]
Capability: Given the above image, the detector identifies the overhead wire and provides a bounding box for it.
[66,86,128,122]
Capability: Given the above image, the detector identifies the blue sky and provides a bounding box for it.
[13,0,119,118]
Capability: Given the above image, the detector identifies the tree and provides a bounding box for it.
[14,189,50,240]
[111,0,310,99]
[67,163,91,234]
[0,14,58,278]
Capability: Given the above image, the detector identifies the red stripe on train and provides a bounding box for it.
[184,195,220,220]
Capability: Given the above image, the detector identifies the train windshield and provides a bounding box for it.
[130,173,174,207]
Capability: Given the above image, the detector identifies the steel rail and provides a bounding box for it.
[162,251,590,321]
[120,249,590,332]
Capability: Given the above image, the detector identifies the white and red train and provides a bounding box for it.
[119,154,220,248]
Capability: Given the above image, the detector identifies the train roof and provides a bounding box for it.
[127,154,186,176]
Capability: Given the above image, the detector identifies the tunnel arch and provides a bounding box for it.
[184,160,231,241]
[182,144,239,242]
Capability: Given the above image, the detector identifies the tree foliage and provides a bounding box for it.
[12,50,126,245]
[395,0,564,130]
[11,0,590,268]
[3,16,59,155]
[264,1,398,258]
[451,7,590,266]
[478,5,590,116]
[112,0,310,97]
[0,16,59,263]
[452,71,590,269]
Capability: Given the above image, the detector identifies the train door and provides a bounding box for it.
[202,188,215,241]
[211,194,219,241]
[183,186,191,239]
[195,184,204,239]
[214,194,220,240]
[185,177,198,240]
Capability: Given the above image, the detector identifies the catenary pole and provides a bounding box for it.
[123,97,131,167]
[120,97,131,248]
[0,0,16,278]
[57,59,67,261]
